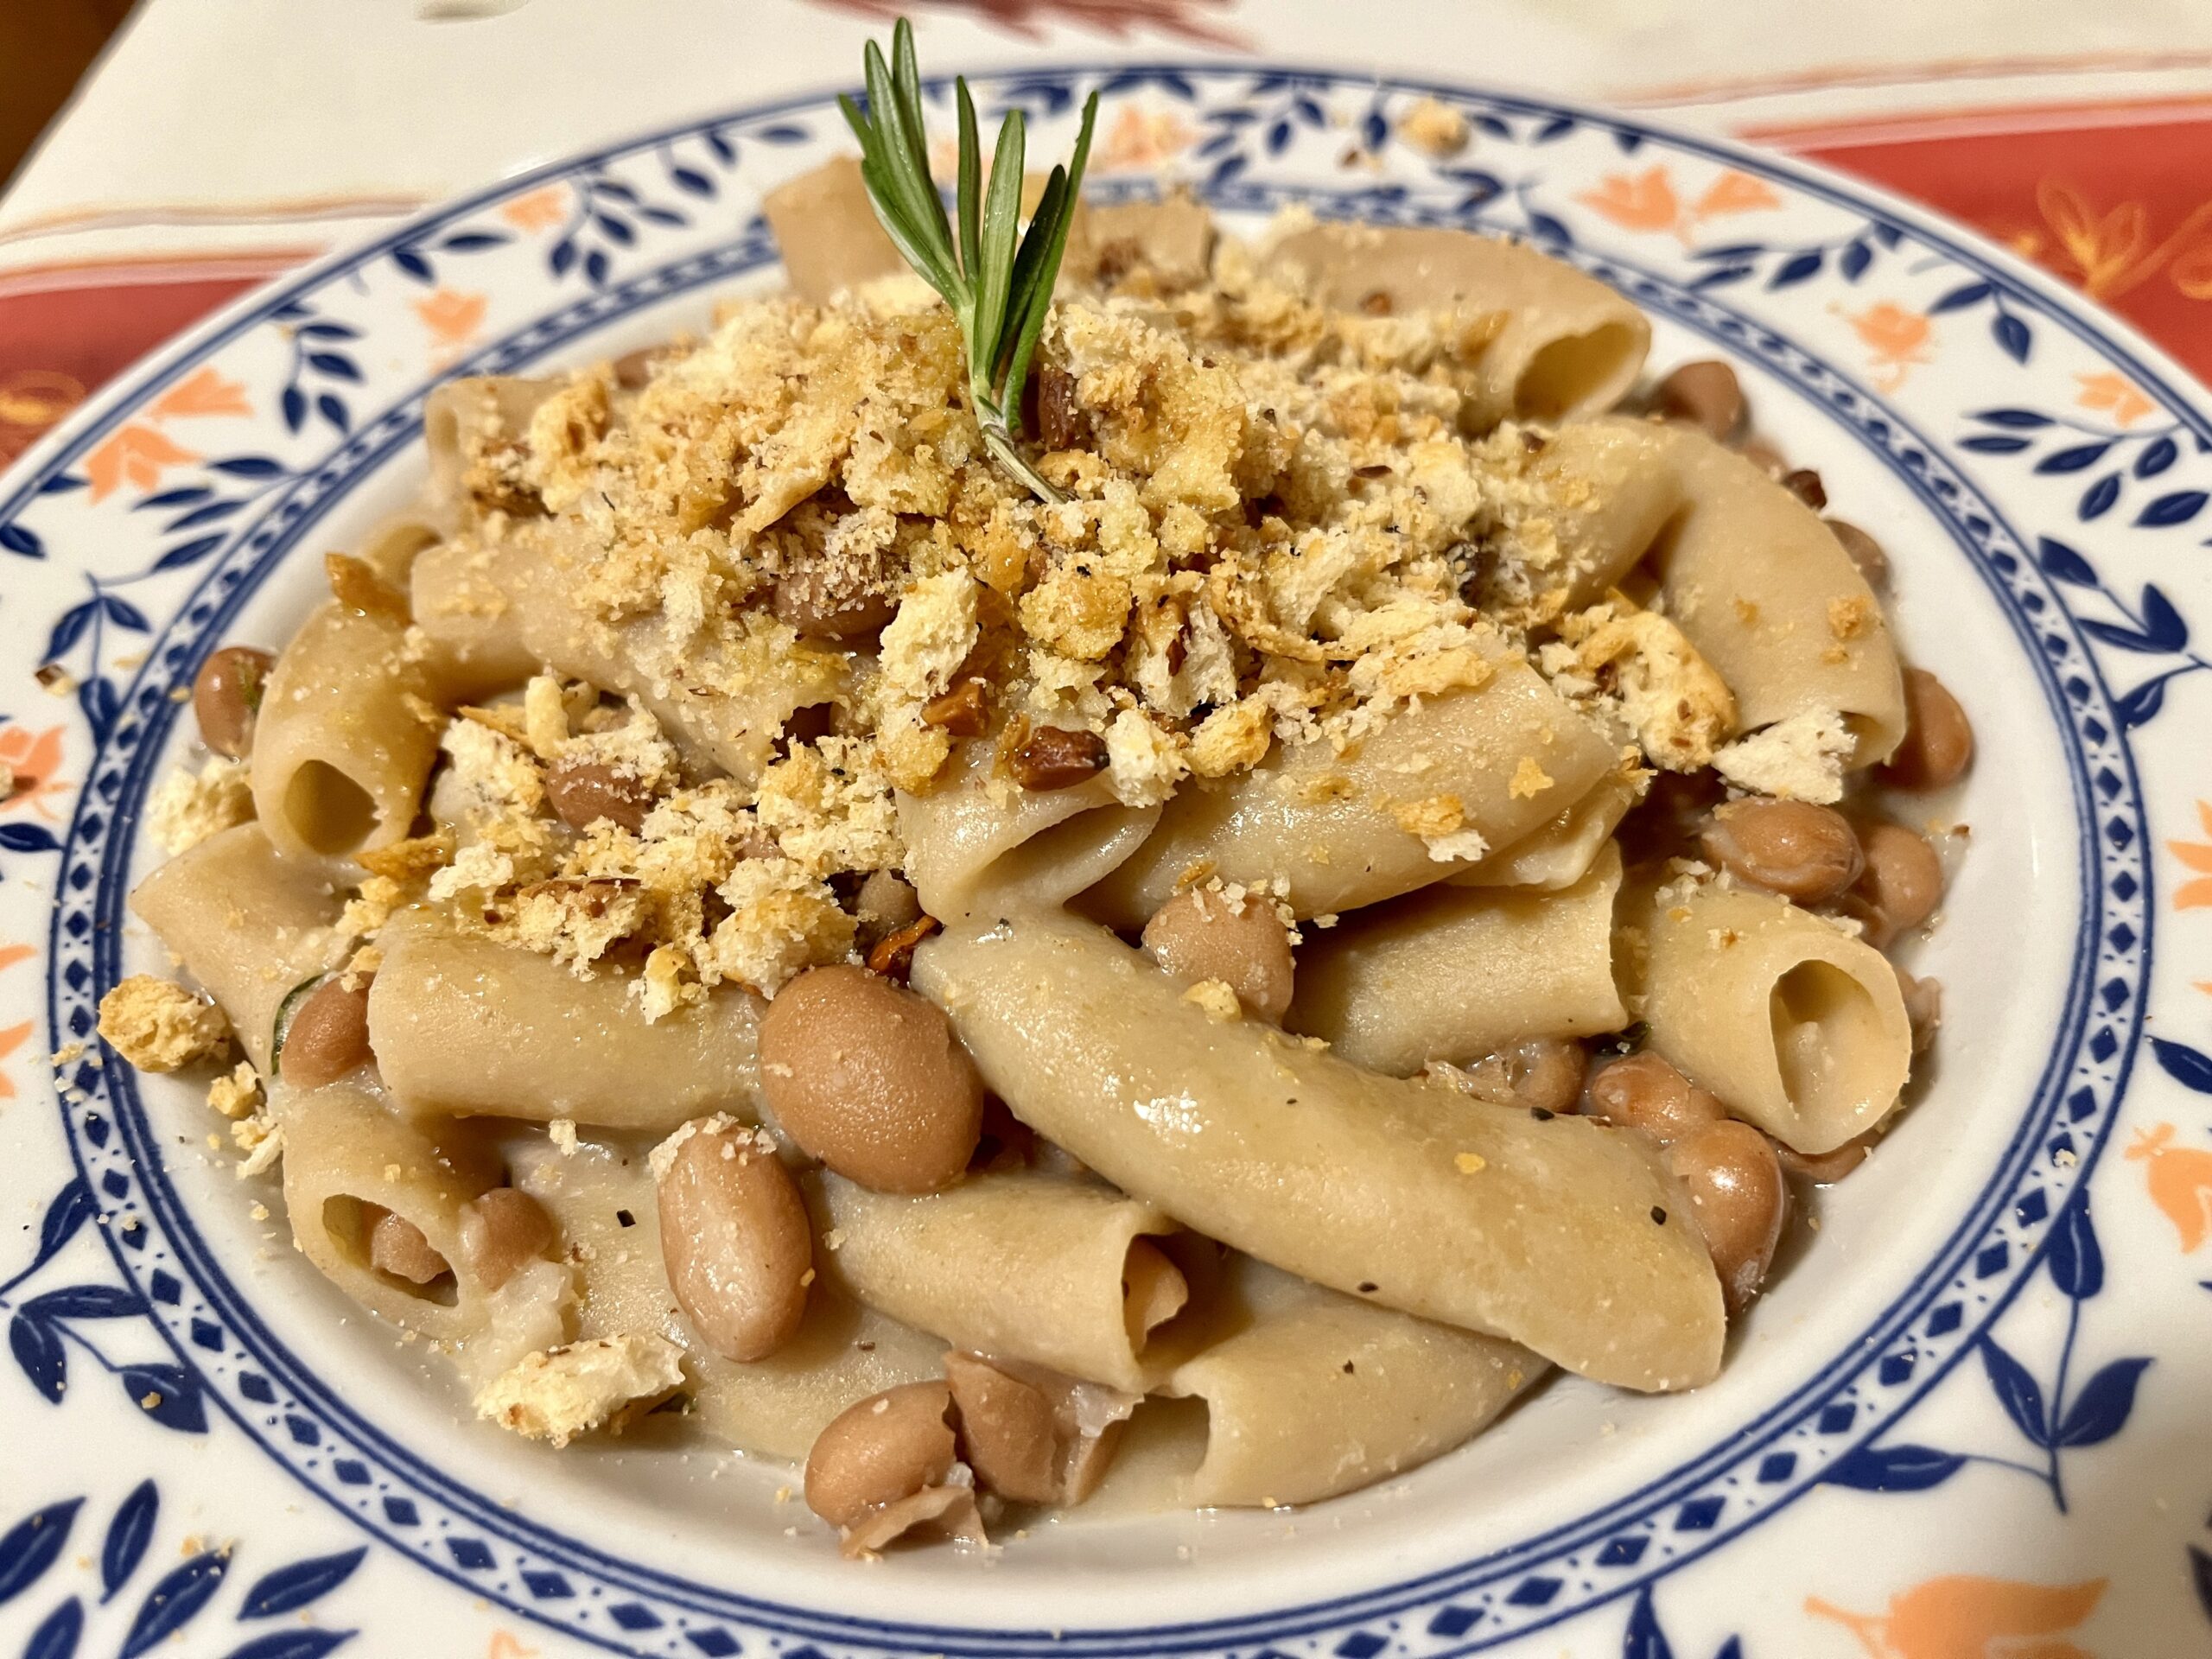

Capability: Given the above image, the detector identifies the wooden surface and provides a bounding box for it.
[0,0,136,188]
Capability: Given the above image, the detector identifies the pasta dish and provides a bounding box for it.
[98,111,1970,1558]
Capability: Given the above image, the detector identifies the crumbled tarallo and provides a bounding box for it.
[97,976,231,1072]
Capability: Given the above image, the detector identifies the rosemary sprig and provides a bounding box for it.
[839,19,1097,503]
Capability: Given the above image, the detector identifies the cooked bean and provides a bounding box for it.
[1462,1037,1587,1116]
[804,1380,958,1529]
[1774,1128,1875,1184]
[1851,821,1944,945]
[1780,467,1827,509]
[1033,365,1091,452]
[1010,725,1109,791]
[280,976,373,1090]
[944,1351,1059,1503]
[1581,1051,1726,1145]
[613,346,675,390]
[854,869,924,951]
[759,965,984,1193]
[192,645,275,759]
[1824,518,1891,591]
[1879,667,1974,791]
[1897,965,1942,1053]
[1666,1120,1788,1317]
[1652,360,1744,442]
[922,678,990,737]
[544,758,654,832]
[657,1119,812,1361]
[1700,798,1863,904]
[773,566,898,642]
[457,1187,558,1293]
[365,1206,449,1284]
[1141,887,1296,1022]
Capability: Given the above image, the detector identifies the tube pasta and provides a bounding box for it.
[1451,765,1639,891]
[913,909,1723,1389]
[1626,880,1912,1155]
[1156,1258,1542,1508]
[423,376,560,524]
[812,1170,1205,1391]
[276,1077,503,1344]
[898,744,1161,920]
[409,523,848,785]
[1289,845,1628,1074]
[251,600,440,857]
[1526,420,1690,609]
[1264,223,1650,423]
[129,823,352,1071]
[1084,671,1617,926]
[516,1137,943,1459]
[369,918,766,1128]
[1634,420,1906,762]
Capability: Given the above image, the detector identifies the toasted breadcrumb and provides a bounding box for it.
[148,758,255,855]
[207,1061,262,1120]
[98,976,231,1072]
[1182,979,1243,1021]
[1713,708,1855,804]
[476,1334,686,1447]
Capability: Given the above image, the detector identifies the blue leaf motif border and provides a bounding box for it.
[0,60,2193,1659]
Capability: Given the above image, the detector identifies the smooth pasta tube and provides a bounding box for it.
[899,744,1162,921]
[410,524,847,786]
[1452,765,1639,891]
[1158,1258,1542,1508]
[1264,223,1649,423]
[129,823,352,1071]
[251,600,441,857]
[1627,881,1911,1155]
[1289,845,1628,1074]
[1084,670,1617,925]
[276,1078,503,1344]
[1523,420,1690,608]
[812,1170,1206,1391]
[913,909,1723,1390]
[516,1137,943,1459]
[369,918,765,1128]
[1632,420,1906,763]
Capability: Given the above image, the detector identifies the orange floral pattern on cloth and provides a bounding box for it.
[1840,301,1935,391]
[2018,177,2212,306]
[1576,165,1781,242]
[0,724,70,820]
[1807,1576,2106,1659]
[82,365,251,504]
[2127,1124,2212,1253]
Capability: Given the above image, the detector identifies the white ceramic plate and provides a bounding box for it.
[3,63,2209,1659]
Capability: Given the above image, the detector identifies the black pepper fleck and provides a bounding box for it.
[1649,1205,1668,1226]
[1357,1281,1377,1294]
[1341,1360,1356,1374]
[615,1209,636,1229]
[1530,1106,1555,1121]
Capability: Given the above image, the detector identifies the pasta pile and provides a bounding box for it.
[99,166,1971,1557]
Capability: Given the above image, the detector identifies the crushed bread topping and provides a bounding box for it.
[97,976,232,1072]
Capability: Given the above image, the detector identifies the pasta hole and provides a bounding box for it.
[321,1195,458,1306]
[284,761,378,855]
[1516,322,1640,422]
[1768,962,1884,1127]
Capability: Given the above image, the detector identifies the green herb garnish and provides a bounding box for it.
[839,19,1098,503]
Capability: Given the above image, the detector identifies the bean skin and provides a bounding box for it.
[1141,887,1296,1022]
[1580,1051,1726,1146]
[759,966,983,1193]
[281,976,373,1090]
[804,1380,958,1529]
[657,1120,813,1362]
[192,646,275,759]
